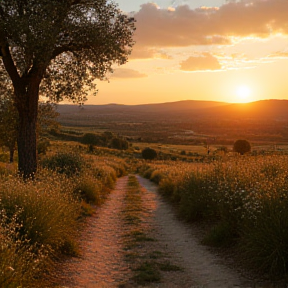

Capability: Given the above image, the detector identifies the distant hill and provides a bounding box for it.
[56,100,227,115]
[57,99,288,120]
[203,100,288,120]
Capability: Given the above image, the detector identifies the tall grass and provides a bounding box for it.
[141,155,288,277]
[0,146,128,286]
[0,170,80,287]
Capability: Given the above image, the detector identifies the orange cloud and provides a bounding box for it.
[267,51,288,59]
[180,53,221,71]
[111,68,147,79]
[134,1,288,47]
[129,45,172,60]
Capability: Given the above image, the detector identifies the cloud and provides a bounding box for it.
[180,53,221,71]
[134,1,288,48]
[129,45,172,60]
[267,51,288,59]
[111,68,147,79]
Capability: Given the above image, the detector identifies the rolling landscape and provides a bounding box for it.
[57,99,288,147]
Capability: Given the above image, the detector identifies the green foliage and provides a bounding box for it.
[142,147,158,160]
[41,152,85,176]
[233,139,251,155]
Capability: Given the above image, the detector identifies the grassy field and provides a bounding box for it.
[1,128,288,285]
[139,155,288,277]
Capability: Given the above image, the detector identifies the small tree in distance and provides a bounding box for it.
[142,147,157,160]
[233,139,251,155]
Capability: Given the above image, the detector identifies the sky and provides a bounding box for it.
[86,0,288,105]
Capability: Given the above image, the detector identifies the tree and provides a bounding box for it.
[233,139,251,155]
[0,0,135,178]
[142,147,158,160]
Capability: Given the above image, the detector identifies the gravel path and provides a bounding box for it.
[51,176,279,288]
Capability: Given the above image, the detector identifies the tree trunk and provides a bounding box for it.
[17,114,37,178]
[16,78,40,179]
[9,147,14,163]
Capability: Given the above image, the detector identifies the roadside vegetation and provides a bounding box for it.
[0,141,127,288]
[140,155,288,278]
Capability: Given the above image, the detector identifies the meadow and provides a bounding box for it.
[1,123,288,286]
[139,155,288,277]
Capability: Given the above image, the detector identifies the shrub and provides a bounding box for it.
[142,147,157,160]
[158,177,176,198]
[110,137,129,150]
[73,176,102,205]
[233,139,251,155]
[40,152,85,176]
[81,133,102,146]
[150,170,164,184]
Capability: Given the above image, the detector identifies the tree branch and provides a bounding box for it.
[0,30,21,87]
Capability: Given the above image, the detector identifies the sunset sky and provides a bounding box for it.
[87,0,288,105]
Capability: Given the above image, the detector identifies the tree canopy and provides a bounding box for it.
[0,0,135,177]
[233,139,251,155]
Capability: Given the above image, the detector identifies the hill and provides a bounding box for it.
[56,100,228,115]
[56,99,288,145]
[57,99,288,120]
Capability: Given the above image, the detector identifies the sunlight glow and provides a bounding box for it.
[236,85,252,103]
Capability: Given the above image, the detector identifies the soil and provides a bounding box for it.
[47,176,286,288]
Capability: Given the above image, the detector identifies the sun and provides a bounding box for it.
[236,85,252,103]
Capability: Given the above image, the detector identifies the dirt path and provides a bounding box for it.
[51,175,277,288]
[53,176,132,288]
[136,176,250,288]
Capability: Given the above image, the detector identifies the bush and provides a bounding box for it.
[41,152,85,176]
[73,176,102,205]
[81,133,102,146]
[150,170,164,184]
[142,147,157,160]
[233,139,251,155]
[110,137,129,150]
